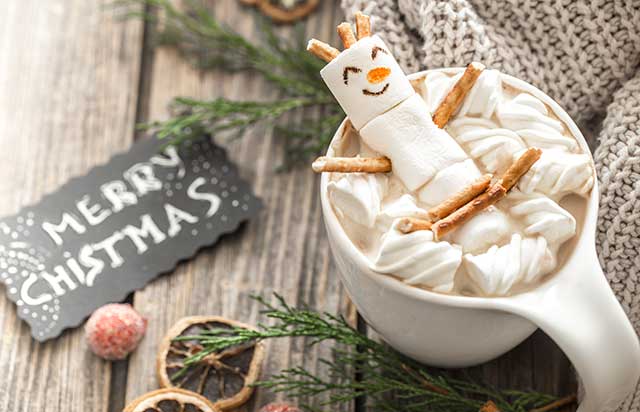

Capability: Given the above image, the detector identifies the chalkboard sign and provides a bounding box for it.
[0,135,261,340]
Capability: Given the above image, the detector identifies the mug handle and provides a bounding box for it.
[500,245,640,412]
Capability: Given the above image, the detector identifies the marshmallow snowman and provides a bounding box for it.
[316,34,481,193]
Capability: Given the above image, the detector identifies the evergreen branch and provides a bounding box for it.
[115,0,342,167]
[173,294,571,412]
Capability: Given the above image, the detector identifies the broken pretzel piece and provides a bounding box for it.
[355,12,371,39]
[427,174,493,222]
[307,39,340,62]
[312,156,391,173]
[432,184,507,240]
[337,22,357,48]
[432,62,485,128]
[499,147,543,191]
[396,217,433,234]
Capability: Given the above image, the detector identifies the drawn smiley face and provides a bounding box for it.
[342,45,393,96]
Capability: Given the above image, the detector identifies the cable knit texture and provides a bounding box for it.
[341,1,640,410]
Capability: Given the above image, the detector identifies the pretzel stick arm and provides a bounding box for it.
[337,23,357,48]
[432,184,507,240]
[499,147,543,190]
[432,62,485,128]
[307,39,340,62]
[396,217,433,234]
[427,174,493,222]
[312,156,392,173]
[355,12,371,39]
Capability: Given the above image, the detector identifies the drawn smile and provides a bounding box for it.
[362,83,389,96]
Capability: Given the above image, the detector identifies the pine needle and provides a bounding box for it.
[171,294,569,412]
[114,0,343,168]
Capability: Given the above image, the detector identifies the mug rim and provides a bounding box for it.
[319,67,599,311]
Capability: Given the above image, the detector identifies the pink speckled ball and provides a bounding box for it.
[259,403,301,412]
[85,303,147,360]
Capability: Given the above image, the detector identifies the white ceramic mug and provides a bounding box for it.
[320,69,640,412]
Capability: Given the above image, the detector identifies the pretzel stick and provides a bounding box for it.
[355,12,371,39]
[337,22,357,48]
[427,174,493,222]
[307,39,340,62]
[432,62,485,128]
[499,147,542,190]
[396,217,432,234]
[432,184,507,240]
[312,156,391,173]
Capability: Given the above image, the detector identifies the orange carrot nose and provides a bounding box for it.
[367,67,391,84]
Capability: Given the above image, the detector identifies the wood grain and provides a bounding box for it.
[0,1,144,411]
[0,1,580,411]
[124,1,355,411]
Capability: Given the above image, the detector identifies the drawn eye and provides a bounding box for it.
[343,66,362,85]
[371,46,388,60]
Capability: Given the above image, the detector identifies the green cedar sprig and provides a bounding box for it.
[174,294,565,412]
[115,0,342,168]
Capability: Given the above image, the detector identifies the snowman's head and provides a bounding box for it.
[319,35,415,130]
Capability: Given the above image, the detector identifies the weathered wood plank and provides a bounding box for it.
[0,1,144,411]
[124,1,355,411]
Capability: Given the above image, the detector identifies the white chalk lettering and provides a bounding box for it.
[77,195,111,226]
[122,214,166,254]
[150,146,185,178]
[42,213,86,246]
[187,177,221,217]
[93,231,125,268]
[20,273,53,305]
[101,180,137,212]
[79,244,104,287]
[124,163,162,196]
[164,203,199,237]
[41,266,78,296]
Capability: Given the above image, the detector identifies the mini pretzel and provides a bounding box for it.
[432,184,507,240]
[427,174,493,222]
[312,156,391,173]
[337,23,357,48]
[432,62,485,128]
[307,39,340,62]
[499,147,543,190]
[355,12,371,39]
[396,217,433,234]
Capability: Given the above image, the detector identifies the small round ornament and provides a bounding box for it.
[85,303,147,360]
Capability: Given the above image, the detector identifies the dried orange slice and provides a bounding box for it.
[157,316,264,411]
[123,388,221,412]
[240,0,320,23]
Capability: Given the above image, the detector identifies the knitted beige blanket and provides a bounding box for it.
[340,0,640,410]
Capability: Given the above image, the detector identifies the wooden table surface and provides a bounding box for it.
[0,1,578,411]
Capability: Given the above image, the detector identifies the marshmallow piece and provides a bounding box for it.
[463,234,556,295]
[328,173,387,228]
[360,93,468,191]
[371,227,462,292]
[417,159,482,206]
[449,206,513,254]
[497,93,577,151]
[320,36,415,130]
[375,194,430,231]
[448,117,526,173]
[506,190,576,245]
[457,69,502,118]
[517,149,594,197]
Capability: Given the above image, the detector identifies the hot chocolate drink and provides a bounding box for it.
[309,15,594,297]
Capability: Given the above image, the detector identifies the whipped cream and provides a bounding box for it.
[327,68,594,297]
[328,173,387,228]
[463,234,556,295]
[505,190,576,245]
[371,227,461,293]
